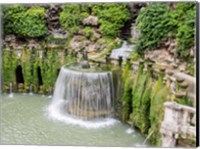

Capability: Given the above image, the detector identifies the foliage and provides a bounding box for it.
[177,95,193,107]
[3,51,12,85]
[82,27,94,38]
[22,49,32,90]
[131,67,152,134]
[130,51,141,61]
[60,4,90,34]
[3,50,18,86]
[176,3,195,59]
[148,75,168,145]
[135,3,171,53]
[2,5,28,35]
[60,3,131,37]
[135,2,196,60]
[3,5,48,37]
[121,60,132,122]
[92,3,131,37]
[33,52,39,92]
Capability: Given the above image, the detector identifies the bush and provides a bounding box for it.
[135,2,196,60]
[175,3,195,59]
[3,5,28,35]
[92,3,131,37]
[135,3,171,53]
[3,5,48,37]
[60,4,90,34]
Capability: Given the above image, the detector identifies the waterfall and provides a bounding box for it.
[46,66,118,128]
[110,41,134,59]
[29,83,33,95]
[9,82,13,98]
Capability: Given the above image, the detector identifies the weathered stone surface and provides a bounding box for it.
[5,35,16,42]
[160,101,196,147]
[82,15,98,26]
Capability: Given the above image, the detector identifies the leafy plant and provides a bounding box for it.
[176,3,195,59]
[3,5,48,37]
[92,3,131,37]
[60,4,90,34]
[135,2,196,61]
[2,4,28,35]
[135,3,171,53]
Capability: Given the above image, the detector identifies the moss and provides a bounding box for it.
[3,50,18,88]
[22,49,32,91]
[131,68,152,134]
[148,75,171,146]
[33,52,39,93]
[177,95,193,107]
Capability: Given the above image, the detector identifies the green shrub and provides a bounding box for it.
[135,2,196,60]
[60,4,90,34]
[82,27,94,38]
[3,5,48,37]
[92,3,131,37]
[176,3,195,59]
[2,5,28,35]
[135,3,171,53]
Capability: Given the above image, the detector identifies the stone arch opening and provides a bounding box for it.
[16,65,24,84]
[37,66,43,86]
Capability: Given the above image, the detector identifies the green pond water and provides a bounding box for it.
[1,93,150,147]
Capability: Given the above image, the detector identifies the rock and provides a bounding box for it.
[178,81,189,89]
[93,31,101,39]
[5,35,16,42]
[115,37,121,45]
[82,15,98,26]
[174,91,186,98]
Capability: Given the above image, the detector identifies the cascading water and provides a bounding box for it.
[9,82,13,98]
[47,62,118,128]
[29,83,33,95]
[110,41,134,59]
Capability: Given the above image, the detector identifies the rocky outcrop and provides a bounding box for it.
[46,4,62,31]
[82,15,98,26]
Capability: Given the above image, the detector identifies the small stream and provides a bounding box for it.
[1,93,150,146]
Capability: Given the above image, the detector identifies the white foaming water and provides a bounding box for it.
[46,66,118,129]
[126,128,134,134]
[110,41,134,59]
[46,99,118,129]
[8,93,14,98]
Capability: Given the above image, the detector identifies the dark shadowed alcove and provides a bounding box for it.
[16,65,24,84]
[37,66,43,86]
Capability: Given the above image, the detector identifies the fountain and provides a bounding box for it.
[47,52,117,128]
[29,83,33,95]
[8,82,13,98]
[110,41,134,59]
